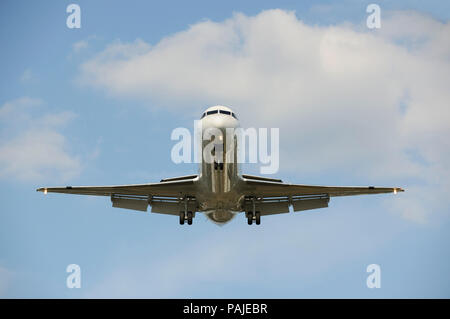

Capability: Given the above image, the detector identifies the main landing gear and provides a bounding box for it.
[179,211,194,225]
[180,196,194,225]
[246,196,261,225]
[247,211,261,225]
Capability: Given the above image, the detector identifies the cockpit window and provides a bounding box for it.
[201,109,237,119]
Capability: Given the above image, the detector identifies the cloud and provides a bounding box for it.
[0,97,82,182]
[71,36,99,55]
[0,97,41,118]
[73,40,89,53]
[78,9,450,222]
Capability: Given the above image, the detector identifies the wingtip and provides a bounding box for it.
[36,187,48,194]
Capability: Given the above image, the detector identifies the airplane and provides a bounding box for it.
[37,105,404,226]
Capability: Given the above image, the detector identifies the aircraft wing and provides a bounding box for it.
[243,178,404,197]
[241,176,404,216]
[37,176,198,213]
[37,178,197,197]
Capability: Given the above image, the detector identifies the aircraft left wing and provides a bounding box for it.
[243,178,404,197]
[241,176,404,216]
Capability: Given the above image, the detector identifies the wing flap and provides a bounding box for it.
[243,200,290,216]
[111,196,148,212]
[292,197,329,211]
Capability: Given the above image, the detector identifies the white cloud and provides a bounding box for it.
[79,9,450,222]
[0,97,82,182]
[73,40,89,53]
[70,36,98,59]
[0,97,41,118]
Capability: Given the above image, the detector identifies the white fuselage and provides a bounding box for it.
[195,108,245,223]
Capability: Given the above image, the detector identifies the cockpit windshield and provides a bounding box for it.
[200,109,238,119]
[206,110,219,115]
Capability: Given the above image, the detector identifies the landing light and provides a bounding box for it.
[394,188,397,194]
[44,188,47,195]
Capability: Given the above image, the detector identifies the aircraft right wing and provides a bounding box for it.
[37,175,199,213]
[36,179,196,197]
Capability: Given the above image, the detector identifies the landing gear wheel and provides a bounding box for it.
[255,212,261,225]
[247,212,253,225]
[179,212,185,225]
[187,211,193,225]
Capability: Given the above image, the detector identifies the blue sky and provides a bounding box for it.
[1,0,450,298]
